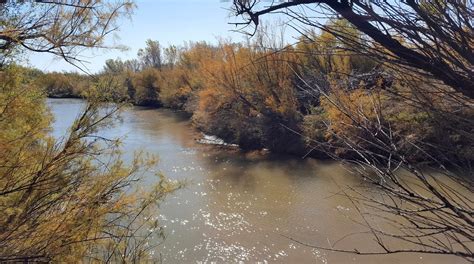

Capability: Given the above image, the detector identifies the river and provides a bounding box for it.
[48,98,466,264]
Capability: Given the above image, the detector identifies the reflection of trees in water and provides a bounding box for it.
[125,108,195,147]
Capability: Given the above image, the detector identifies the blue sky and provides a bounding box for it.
[27,0,295,73]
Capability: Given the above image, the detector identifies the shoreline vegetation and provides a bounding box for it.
[36,25,471,164]
[2,0,473,262]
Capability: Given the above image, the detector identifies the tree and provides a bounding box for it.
[232,0,474,261]
[0,68,178,261]
[164,45,179,68]
[131,67,161,106]
[104,58,127,74]
[0,1,179,262]
[138,39,162,69]
[124,58,142,73]
[231,0,474,99]
[0,0,134,67]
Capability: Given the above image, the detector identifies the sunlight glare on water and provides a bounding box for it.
[48,98,467,264]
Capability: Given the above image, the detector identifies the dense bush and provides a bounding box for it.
[39,72,90,98]
[0,65,179,262]
[32,25,473,163]
[130,68,161,106]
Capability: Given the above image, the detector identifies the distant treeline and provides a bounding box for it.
[36,21,472,163]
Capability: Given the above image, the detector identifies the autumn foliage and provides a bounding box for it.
[0,65,179,262]
[35,22,473,163]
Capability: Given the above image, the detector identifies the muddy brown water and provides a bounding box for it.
[48,98,467,263]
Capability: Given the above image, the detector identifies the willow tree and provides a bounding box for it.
[232,0,474,261]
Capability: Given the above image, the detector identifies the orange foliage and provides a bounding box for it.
[321,87,385,143]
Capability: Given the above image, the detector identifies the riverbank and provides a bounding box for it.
[47,94,320,158]
[44,98,470,264]
[40,34,472,165]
